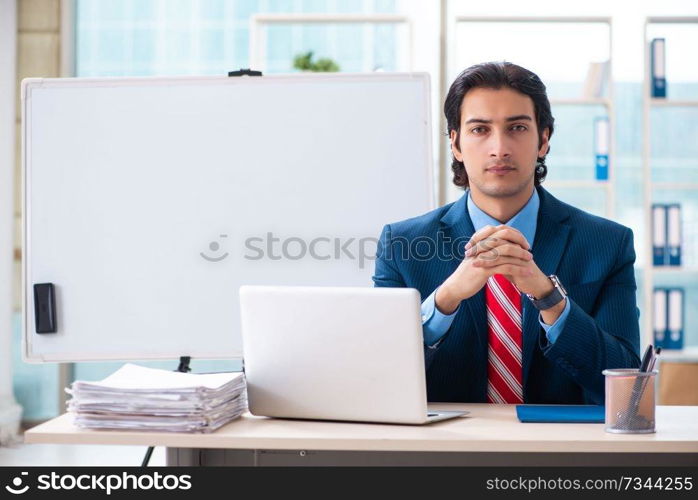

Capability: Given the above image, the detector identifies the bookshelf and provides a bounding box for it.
[450,17,615,219]
[642,17,698,357]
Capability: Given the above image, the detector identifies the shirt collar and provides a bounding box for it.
[466,188,539,246]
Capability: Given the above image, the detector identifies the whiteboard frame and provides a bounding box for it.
[21,72,435,363]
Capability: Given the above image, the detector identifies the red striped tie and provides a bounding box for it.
[485,274,523,404]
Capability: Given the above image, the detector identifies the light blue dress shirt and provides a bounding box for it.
[421,188,571,346]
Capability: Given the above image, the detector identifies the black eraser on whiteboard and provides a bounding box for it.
[34,283,57,334]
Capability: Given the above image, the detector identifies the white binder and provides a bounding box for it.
[653,288,667,347]
[667,289,684,350]
[652,204,666,266]
[667,204,682,266]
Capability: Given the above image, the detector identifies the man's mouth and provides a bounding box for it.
[486,165,516,174]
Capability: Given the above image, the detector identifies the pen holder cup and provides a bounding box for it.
[602,368,658,434]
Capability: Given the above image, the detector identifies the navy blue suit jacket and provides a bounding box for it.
[373,186,641,404]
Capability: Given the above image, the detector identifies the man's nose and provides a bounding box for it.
[488,130,512,158]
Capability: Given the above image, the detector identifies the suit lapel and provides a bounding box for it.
[521,187,571,394]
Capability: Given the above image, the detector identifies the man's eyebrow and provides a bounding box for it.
[464,114,533,125]
[506,114,533,122]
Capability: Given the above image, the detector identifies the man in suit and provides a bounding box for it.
[373,62,640,405]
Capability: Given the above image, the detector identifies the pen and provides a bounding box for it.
[638,344,653,373]
[621,345,660,427]
[647,347,662,373]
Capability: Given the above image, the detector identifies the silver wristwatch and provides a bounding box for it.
[526,275,567,311]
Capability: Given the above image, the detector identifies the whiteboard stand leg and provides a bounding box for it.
[141,446,154,467]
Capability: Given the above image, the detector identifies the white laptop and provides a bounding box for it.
[239,285,468,425]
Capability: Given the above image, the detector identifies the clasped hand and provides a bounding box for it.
[435,225,553,315]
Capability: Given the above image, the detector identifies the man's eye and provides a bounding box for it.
[511,125,527,131]
[471,127,486,134]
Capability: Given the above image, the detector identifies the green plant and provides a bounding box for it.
[293,51,340,72]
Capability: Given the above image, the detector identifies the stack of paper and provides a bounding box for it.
[66,363,247,433]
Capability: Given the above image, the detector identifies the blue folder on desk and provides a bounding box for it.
[516,405,605,423]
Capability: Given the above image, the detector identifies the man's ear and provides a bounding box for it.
[450,130,463,162]
[537,127,550,157]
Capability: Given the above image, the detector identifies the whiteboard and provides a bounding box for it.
[22,73,433,362]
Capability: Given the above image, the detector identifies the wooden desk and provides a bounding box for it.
[25,404,698,466]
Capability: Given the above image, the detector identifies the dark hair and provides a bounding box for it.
[444,61,554,188]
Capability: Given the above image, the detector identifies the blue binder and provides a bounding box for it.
[594,117,609,180]
[651,38,666,98]
[516,405,605,423]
